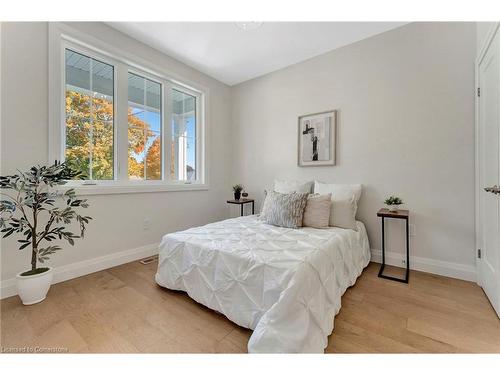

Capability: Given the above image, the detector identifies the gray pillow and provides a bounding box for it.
[261,191,308,229]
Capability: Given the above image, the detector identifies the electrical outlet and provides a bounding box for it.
[143,218,150,231]
[401,259,406,266]
[409,224,416,237]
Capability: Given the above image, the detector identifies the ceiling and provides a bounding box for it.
[107,22,407,86]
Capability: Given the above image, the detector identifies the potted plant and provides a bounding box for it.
[0,162,92,305]
[232,184,243,200]
[384,195,404,212]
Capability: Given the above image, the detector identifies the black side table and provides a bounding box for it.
[227,198,255,216]
[377,208,410,283]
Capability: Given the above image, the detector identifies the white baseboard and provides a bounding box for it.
[370,249,476,282]
[0,243,159,299]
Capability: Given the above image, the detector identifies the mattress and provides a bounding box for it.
[155,215,370,353]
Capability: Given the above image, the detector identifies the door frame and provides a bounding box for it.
[475,22,500,287]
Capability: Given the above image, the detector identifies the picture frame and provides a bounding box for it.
[298,110,337,167]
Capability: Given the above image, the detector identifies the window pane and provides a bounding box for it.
[172,89,196,181]
[128,73,162,180]
[65,49,114,180]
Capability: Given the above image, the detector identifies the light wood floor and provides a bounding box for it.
[1,261,499,353]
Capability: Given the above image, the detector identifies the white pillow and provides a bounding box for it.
[314,181,362,230]
[274,180,313,194]
[313,181,362,203]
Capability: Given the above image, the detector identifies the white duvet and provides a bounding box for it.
[155,215,370,353]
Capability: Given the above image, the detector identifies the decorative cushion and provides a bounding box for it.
[313,181,361,230]
[330,196,358,231]
[260,189,270,215]
[274,180,314,194]
[302,193,332,228]
[261,191,309,228]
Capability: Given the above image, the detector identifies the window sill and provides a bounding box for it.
[57,182,209,196]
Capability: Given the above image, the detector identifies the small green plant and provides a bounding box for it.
[0,161,92,274]
[384,196,403,205]
[232,184,243,193]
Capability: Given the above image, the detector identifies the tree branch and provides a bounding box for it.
[16,190,33,230]
[36,212,56,247]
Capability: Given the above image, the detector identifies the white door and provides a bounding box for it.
[477,26,500,318]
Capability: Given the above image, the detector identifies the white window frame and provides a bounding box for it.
[61,42,119,182]
[49,23,208,195]
[126,68,166,182]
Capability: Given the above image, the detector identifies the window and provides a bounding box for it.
[53,30,206,193]
[172,89,197,181]
[127,73,162,181]
[65,49,114,180]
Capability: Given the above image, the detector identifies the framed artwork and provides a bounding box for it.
[298,110,337,166]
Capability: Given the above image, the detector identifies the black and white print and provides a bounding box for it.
[298,110,336,166]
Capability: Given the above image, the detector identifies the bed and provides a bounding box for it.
[155,214,370,353]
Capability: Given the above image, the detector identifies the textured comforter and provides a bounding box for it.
[155,215,370,353]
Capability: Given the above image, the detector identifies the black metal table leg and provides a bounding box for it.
[405,217,410,282]
[378,213,409,283]
[378,217,386,277]
[227,199,255,218]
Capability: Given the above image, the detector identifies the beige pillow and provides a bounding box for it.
[302,194,332,228]
[330,196,358,231]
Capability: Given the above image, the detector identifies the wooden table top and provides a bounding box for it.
[226,198,255,204]
[377,208,409,219]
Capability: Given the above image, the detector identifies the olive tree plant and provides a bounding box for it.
[0,162,92,276]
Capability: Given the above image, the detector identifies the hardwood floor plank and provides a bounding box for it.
[335,303,460,353]
[406,317,500,353]
[215,327,252,353]
[332,320,420,353]
[32,320,87,353]
[67,310,138,353]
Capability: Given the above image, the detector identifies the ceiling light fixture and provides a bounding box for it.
[235,22,263,31]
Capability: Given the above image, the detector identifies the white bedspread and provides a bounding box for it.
[155,215,370,353]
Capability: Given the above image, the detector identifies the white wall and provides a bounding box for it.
[477,22,497,55]
[0,22,233,286]
[231,22,477,279]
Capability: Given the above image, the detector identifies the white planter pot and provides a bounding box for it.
[388,205,400,212]
[16,267,53,305]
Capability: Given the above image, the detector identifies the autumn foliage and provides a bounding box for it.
[65,91,161,180]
